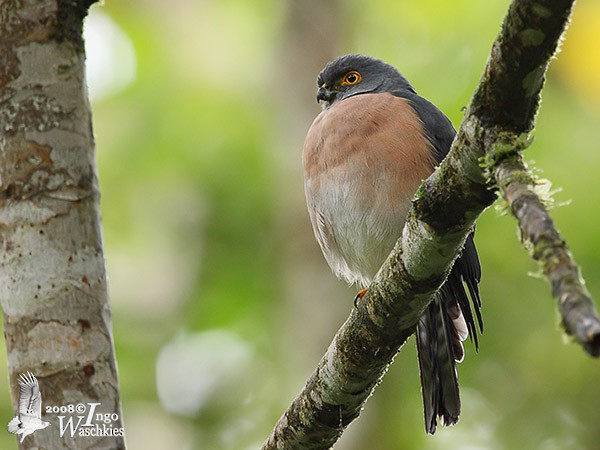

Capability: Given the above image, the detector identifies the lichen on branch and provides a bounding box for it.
[492,153,600,356]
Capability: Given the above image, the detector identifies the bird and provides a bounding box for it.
[7,372,51,443]
[302,54,483,434]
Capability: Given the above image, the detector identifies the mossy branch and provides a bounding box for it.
[262,0,597,448]
[491,152,600,356]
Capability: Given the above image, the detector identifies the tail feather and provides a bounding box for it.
[453,234,484,342]
[416,310,438,434]
[416,232,483,434]
[416,295,461,434]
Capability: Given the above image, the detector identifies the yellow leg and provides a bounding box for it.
[354,288,368,307]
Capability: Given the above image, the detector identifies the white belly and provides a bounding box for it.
[306,170,412,288]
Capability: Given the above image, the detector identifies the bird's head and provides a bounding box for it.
[316,54,416,109]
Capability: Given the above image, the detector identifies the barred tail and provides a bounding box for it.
[416,232,483,434]
[416,293,463,434]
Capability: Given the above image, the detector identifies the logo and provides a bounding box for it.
[6,372,125,442]
[51,402,124,438]
[7,372,51,443]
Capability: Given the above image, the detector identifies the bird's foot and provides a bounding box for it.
[354,289,368,307]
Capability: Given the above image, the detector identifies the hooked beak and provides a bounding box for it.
[316,86,336,106]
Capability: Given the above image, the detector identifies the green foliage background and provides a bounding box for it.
[2,0,600,448]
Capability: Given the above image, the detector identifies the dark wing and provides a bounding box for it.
[402,92,483,347]
[403,90,483,344]
[393,90,483,433]
[17,372,43,419]
[400,91,456,163]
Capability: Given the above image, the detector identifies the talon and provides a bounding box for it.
[354,289,368,307]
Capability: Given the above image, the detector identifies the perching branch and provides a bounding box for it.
[492,152,600,356]
[262,0,599,448]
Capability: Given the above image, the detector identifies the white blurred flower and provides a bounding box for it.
[156,329,254,417]
[84,7,136,102]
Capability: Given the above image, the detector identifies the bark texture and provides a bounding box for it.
[0,1,125,449]
[263,0,598,448]
[493,152,600,356]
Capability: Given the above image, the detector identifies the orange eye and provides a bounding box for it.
[341,71,362,86]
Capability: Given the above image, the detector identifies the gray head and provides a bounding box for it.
[316,54,415,109]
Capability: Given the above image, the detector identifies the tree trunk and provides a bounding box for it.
[0,1,125,448]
